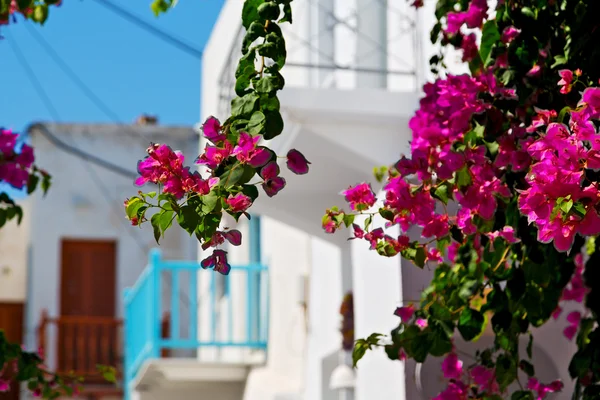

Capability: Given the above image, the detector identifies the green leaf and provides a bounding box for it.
[496,354,518,390]
[41,173,51,195]
[220,164,246,188]
[177,205,200,236]
[159,210,174,233]
[352,333,383,367]
[458,308,485,341]
[521,7,536,19]
[280,2,292,23]
[464,123,485,146]
[527,333,533,359]
[479,20,500,66]
[32,4,48,24]
[255,75,284,93]
[97,365,117,384]
[263,109,284,140]
[231,92,260,117]
[242,184,260,201]
[343,214,355,228]
[201,191,219,214]
[456,166,472,188]
[432,184,450,205]
[27,174,40,195]
[247,111,266,135]
[151,213,162,244]
[511,391,534,400]
[415,247,426,268]
[0,209,6,229]
[519,360,535,377]
[242,0,266,29]
[257,1,280,20]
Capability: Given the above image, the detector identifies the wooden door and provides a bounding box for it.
[58,239,118,378]
[0,302,24,400]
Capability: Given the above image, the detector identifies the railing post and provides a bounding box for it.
[123,288,131,400]
[149,248,162,358]
[37,309,48,359]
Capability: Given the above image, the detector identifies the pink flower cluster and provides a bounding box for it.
[328,72,518,264]
[519,88,600,252]
[0,128,35,189]
[444,0,488,35]
[435,353,502,399]
[136,143,219,199]
[553,253,588,340]
[133,116,310,274]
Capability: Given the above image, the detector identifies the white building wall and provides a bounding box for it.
[24,123,198,366]
[0,199,31,303]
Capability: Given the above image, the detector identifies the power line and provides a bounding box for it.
[10,32,192,310]
[8,35,61,121]
[90,0,204,59]
[9,35,150,252]
[24,23,150,145]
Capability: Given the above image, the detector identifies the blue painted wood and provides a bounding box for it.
[171,270,180,339]
[151,249,161,358]
[189,270,198,341]
[123,248,269,399]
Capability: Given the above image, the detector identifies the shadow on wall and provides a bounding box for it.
[322,350,339,400]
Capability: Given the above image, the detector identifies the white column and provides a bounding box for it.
[313,0,336,87]
[350,226,405,400]
[356,0,388,88]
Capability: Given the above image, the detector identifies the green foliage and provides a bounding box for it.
[353,333,384,367]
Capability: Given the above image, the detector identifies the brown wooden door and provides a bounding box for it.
[58,239,118,378]
[0,302,24,400]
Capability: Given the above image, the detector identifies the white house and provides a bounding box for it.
[0,121,200,400]
[124,1,573,400]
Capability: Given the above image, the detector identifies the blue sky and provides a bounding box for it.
[0,0,224,132]
[0,0,224,197]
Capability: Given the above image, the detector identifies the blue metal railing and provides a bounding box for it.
[123,249,269,398]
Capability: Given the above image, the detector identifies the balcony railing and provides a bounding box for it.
[124,249,269,397]
[37,311,123,381]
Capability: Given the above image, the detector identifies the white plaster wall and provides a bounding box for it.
[0,198,31,302]
[303,238,343,400]
[25,123,198,366]
[243,216,311,400]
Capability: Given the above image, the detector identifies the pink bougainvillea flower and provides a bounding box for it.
[225,193,253,213]
[351,224,365,239]
[286,149,310,175]
[223,229,242,246]
[557,70,574,94]
[527,64,542,78]
[202,229,243,250]
[501,26,521,43]
[434,382,468,400]
[564,311,582,340]
[0,380,10,392]
[552,306,563,320]
[202,116,226,143]
[460,33,478,62]
[201,249,231,275]
[398,349,407,361]
[343,183,376,211]
[260,161,286,197]
[394,304,415,322]
[232,132,270,167]
[196,143,233,170]
[441,352,463,380]
[528,378,564,400]
[445,12,465,35]
[471,365,499,393]
[422,214,449,239]
[415,318,428,329]
[582,87,600,112]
